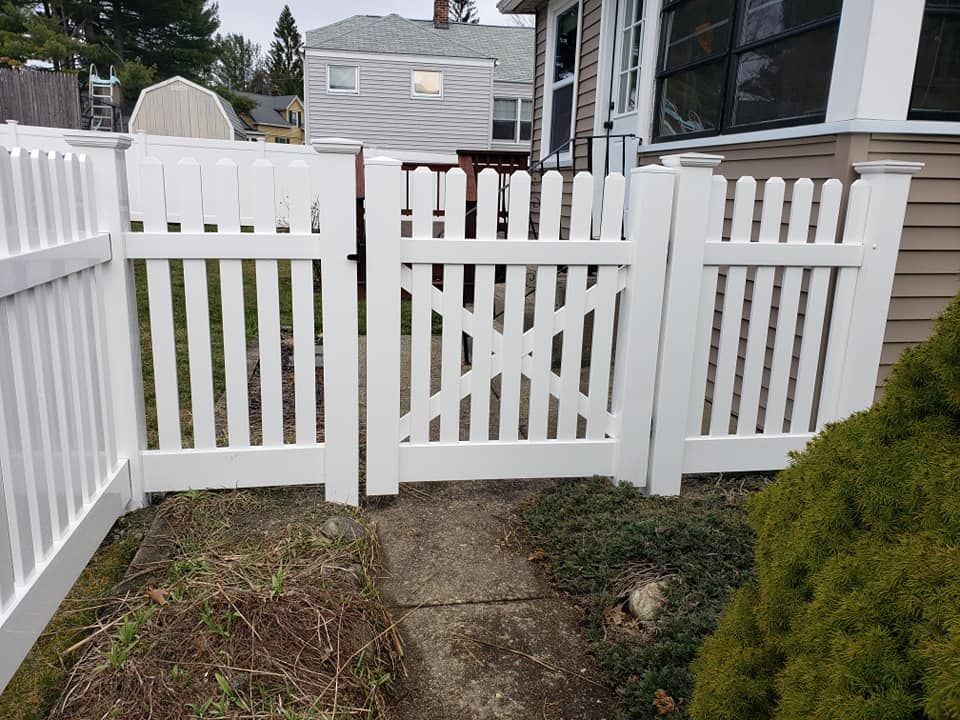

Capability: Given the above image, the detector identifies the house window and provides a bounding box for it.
[288,109,302,127]
[909,1,960,120]
[412,70,443,97]
[617,0,644,114]
[274,137,290,144]
[493,98,533,142]
[327,65,359,94]
[654,0,842,141]
[548,2,580,153]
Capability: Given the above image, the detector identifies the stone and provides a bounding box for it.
[627,579,669,621]
[320,515,365,541]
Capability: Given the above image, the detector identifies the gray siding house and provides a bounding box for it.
[304,3,534,162]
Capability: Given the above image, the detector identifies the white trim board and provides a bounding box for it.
[305,48,495,69]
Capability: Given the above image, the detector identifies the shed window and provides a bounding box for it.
[493,98,533,142]
[910,1,960,120]
[412,70,443,97]
[327,65,358,93]
[654,0,842,141]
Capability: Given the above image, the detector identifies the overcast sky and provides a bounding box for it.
[217,1,532,52]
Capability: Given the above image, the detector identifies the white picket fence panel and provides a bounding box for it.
[125,141,361,505]
[0,143,135,692]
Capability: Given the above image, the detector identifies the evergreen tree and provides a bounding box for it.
[266,5,302,96]
[450,0,480,23]
[0,2,83,69]
[212,32,261,91]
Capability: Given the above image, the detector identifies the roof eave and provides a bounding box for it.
[497,0,541,13]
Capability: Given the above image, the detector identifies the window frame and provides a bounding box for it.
[411,69,444,99]
[326,64,359,95]
[652,0,843,143]
[492,97,533,143]
[273,137,290,144]
[288,109,302,127]
[615,0,645,117]
[541,0,583,161]
[908,1,960,121]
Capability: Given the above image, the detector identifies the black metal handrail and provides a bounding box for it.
[530,133,637,178]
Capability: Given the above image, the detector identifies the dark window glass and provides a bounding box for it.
[739,0,841,44]
[550,83,574,151]
[663,0,734,70]
[910,9,960,117]
[554,5,580,82]
[520,99,532,140]
[656,60,725,136]
[730,25,837,128]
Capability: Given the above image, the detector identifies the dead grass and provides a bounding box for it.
[52,491,398,720]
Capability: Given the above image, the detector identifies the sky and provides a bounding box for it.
[217,1,532,52]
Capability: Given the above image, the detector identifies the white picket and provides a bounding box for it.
[791,180,842,432]
[556,173,592,440]
[409,167,433,443]
[469,168,498,441]
[686,175,727,436]
[499,171,530,441]
[527,171,562,441]
[710,176,756,435]
[252,159,283,446]
[738,178,785,434]
[586,173,624,439]
[439,169,466,442]
[287,160,317,445]
[178,159,216,448]
[214,159,250,447]
[141,157,181,449]
[764,178,813,433]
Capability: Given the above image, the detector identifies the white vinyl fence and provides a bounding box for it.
[0,124,919,694]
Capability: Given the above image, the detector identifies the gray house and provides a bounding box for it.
[303,2,534,163]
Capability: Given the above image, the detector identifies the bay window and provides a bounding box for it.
[654,0,842,141]
[493,98,533,142]
[910,0,960,120]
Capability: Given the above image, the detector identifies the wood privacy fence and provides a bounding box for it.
[0,69,81,129]
[0,126,920,692]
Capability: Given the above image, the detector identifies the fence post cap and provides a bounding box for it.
[311,137,362,154]
[853,160,924,176]
[5,119,17,126]
[365,155,402,167]
[631,163,676,176]
[660,152,723,169]
[64,132,133,151]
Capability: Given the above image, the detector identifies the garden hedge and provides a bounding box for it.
[690,296,960,720]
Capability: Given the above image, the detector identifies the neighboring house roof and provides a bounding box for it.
[305,14,534,84]
[214,93,255,139]
[236,92,302,128]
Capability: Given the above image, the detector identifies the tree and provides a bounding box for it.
[117,58,155,101]
[0,1,84,69]
[212,32,261,91]
[450,0,480,23]
[266,5,302,96]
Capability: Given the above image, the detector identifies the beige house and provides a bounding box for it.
[129,76,261,141]
[237,92,306,144]
[500,0,960,391]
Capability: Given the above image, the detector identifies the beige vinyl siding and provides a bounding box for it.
[530,0,603,238]
[131,80,231,140]
[305,53,495,154]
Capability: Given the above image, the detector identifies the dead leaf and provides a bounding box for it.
[653,688,678,715]
[146,587,167,605]
[527,549,546,562]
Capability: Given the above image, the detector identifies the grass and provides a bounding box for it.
[0,528,142,720]
[523,476,765,719]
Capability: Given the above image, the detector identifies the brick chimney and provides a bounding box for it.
[434,0,449,28]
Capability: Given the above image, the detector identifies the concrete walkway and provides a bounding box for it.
[369,479,616,720]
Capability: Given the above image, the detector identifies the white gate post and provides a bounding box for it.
[65,133,147,508]
[363,156,403,495]
[827,160,923,419]
[647,153,723,495]
[611,164,677,488]
[312,139,362,505]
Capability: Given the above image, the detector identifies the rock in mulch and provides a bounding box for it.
[321,515,366,541]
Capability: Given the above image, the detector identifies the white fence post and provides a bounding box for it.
[64,133,147,509]
[363,156,403,496]
[611,165,677,488]
[826,160,923,419]
[311,139,362,505]
[647,153,723,495]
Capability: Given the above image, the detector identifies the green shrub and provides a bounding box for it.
[691,296,960,720]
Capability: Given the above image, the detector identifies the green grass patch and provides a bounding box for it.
[0,532,140,720]
[524,477,762,719]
